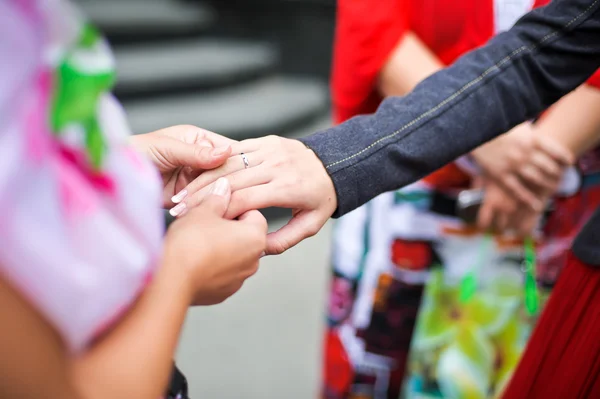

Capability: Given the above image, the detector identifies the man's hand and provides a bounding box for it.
[171,135,337,255]
[129,125,236,208]
[471,122,574,211]
[476,179,549,236]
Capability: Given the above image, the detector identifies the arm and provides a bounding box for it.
[0,181,266,398]
[537,84,600,155]
[168,0,600,255]
[476,84,600,234]
[70,254,192,399]
[303,0,600,216]
[0,254,191,399]
[378,32,444,97]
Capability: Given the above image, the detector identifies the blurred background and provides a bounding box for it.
[78,0,337,397]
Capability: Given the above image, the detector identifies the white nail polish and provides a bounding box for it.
[171,189,188,204]
[169,202,187,217]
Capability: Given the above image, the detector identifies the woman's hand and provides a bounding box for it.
[164,178,267,305]
[130,125,236,208]
[471,122,574,211]
[170,136,337,255]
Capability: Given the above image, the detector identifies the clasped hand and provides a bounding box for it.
[471,122,575,235]
[131,125,335,308]
[165,134,337,255]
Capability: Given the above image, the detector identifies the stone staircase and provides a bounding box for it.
[78,0,333,222]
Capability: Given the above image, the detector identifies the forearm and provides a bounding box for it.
[71,256,192,399]
[378,31,444,97]
[302,0,600,216]
[536,84,600,156]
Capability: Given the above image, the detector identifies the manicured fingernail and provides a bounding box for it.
[212,146,230,157]
[171,189,188,204]
[210,178,229,197]
[169,202,187,217]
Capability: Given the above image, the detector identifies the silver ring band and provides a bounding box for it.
[240,152,250,169]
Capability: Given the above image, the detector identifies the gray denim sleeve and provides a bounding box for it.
[301,0,600,217]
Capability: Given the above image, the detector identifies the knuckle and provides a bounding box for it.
[305,222,320,237]
[265,135,282,147]
[272,238,288,255]
[179,124,197,132]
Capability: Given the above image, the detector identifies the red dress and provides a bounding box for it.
[332,0,600,125]
[324,1,600,398]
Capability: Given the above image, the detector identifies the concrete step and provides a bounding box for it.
[114,39,278,98]
[78,0,216,43]
[123,76,329,140]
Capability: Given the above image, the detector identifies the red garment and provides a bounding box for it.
[501,252,600,399]
[332,0,600,124]
[331,0,600,189]
[324,2,600,398]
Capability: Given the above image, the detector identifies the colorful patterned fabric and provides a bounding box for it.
[323,178,600,399]
[0,0,163,352]
[324,0,600,397]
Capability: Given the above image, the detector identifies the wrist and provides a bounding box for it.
[160,243,197,306]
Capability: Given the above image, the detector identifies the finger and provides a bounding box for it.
[236,211,268,259]
[237,210,268,235]
[229,139,261,155]
[265,211,325,255]
[500,175,543,211]
[477,201,494,231]
[528,151,562,178]
[534,136,575,166]
[174,166,202,195]
[506,209,531,237]
[471,175,485,189]
[518,213,539,236]
[171,177,231,218]
[173,149,263,204]
[517,164,557,192]
[495,209,508,233]
[199,129,237,148]
[178,156,270,210]
[225,184,298,220]
[165,138,232,170]
[156,125,237,148]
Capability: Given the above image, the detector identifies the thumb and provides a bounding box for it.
[194,178,232,218]
[265,210,323,255]
[167,138,231,170]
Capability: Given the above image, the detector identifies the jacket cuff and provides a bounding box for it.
[299,133,358,218]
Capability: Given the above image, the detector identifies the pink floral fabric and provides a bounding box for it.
[0,0,163,352]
